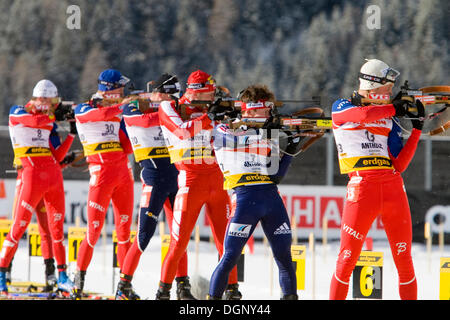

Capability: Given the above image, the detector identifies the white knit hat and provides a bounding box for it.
[32,79,58,98]
[358,59,400,90]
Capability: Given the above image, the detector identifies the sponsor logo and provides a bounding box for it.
[25,147,50,154]
[228,223,251,238]
[21,200,33,213]
[146,211,158,221]
[354,157,392,168]
[120,215,129,223]
[357,255,382,263]
[94,141,121,151]
[343,250,352,260]
[396,242,407,255]
[237,174,272,183]
[88,200,105,212]
[361,142,383,149]
[274,223,292,235]
[53,213,63,222]
[342,224,363,240]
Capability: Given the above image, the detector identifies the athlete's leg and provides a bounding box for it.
[0,167,44,268]
[35,199,53,260]
[381,175,417,300]
[261,191,297,296]
[76,164,114,271]
[43,169,67,268]
[111,162,134,269]
[330,177,379,300]
[160,176,204,285]
[208,188,260,298]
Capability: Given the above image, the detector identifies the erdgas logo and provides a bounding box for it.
[228,223,251,238]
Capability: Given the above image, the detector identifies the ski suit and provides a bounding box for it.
[208,124,297,298]
[0,105,74,270]
[158,97,237,286]
[10,124,67,261]
[329,98,420,300]
[120,102,188,278]
[74,101,134,271]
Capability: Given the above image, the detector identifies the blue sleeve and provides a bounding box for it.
[49,123,61,148]
[212,124,239,151]
[270,154,293,184]
[388,119,403,157]
[331,99,354,114]
[9,105,27,116]
[122,103,142,117]
[120,118,129,137]
[74,103,93,115]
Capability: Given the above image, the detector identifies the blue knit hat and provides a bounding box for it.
[98,69,130,91]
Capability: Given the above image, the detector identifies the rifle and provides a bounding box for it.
[360,81,450,136]
[229,107,331,155]
[179,97,322,120]
[94,92,155,112]
[360,81,450,105]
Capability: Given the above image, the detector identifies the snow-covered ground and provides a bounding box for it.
[8,235,449,300]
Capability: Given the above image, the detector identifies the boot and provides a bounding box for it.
[6,262,12,285]
[115,274,140,300]
[175,276,197,300]
[206,294,222,300]
[43,258,57,292]
[224,283,242,300]
[155,281,171,300]
[0,269,8,295]
[70,270,86,300]
[281,293,298,300]
[57,265,75,293]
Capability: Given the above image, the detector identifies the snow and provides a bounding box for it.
[7,235,449,300]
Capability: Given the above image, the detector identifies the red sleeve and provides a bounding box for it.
[124,112,160,128]
[333,104,396,125]
[76,104,124,123]
[10,113,55,127]
[50,134,75,163]
[158,101,212,140]
[389,128,421,173]
[119,128,133,155]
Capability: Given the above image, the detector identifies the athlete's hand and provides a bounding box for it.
[207,100,228,121]
[350,91,364,106]
[69,121,78,135]
[409,100,425,130]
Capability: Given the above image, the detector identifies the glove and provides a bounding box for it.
[408,100,425,130]
[225,108,239,119]
[285,131,302,154]
[54,103,66,121]
[69,121,78,135]
[350,92,364,106]
[391,91,411,117]
[61,151,76,165]
[207,100,228,121]
[262,116,281,130]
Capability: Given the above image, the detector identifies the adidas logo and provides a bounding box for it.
[274,223,291,235]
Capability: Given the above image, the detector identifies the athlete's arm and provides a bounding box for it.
[388,127,421,173]
[75,103,124,123]
[159,101,213,140]
[332,99,395,126]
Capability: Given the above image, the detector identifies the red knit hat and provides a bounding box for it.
[186,70,216,93]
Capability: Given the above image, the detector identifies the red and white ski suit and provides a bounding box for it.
[0,104,74,269]
[158,97,238,286]
[329,99,420,300]
[74,101,134,271]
